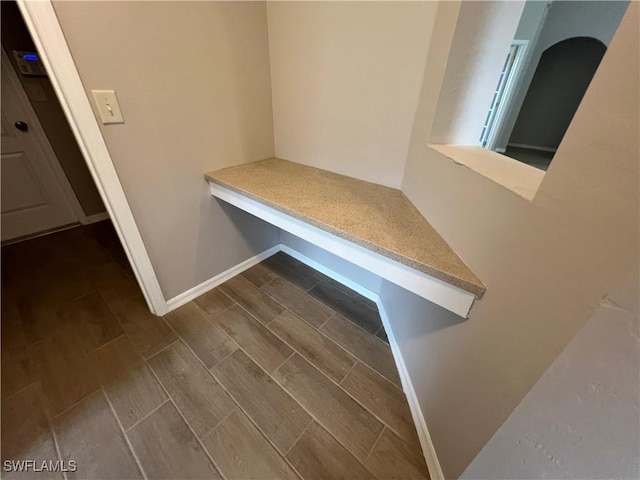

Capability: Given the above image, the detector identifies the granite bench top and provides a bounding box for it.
[205,158,485,298]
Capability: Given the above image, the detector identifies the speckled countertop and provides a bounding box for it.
[205,158,485,297]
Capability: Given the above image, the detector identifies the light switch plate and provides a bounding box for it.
[91,89,124,124]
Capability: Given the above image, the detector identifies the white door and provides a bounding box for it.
[1,48,81,242]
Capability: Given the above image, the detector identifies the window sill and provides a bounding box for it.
[428,144,544,201]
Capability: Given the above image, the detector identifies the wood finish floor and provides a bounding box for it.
[1,223,429,480]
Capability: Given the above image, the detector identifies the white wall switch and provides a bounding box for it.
[91,89,124,124]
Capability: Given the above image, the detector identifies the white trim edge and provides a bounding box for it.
[18,0,168,315]
[208,182,476,318]
[164,245,281,312]
[484,40,529,152]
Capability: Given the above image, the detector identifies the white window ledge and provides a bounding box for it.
[429,144,544,201]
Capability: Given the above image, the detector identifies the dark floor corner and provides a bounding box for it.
[1,222,429,480]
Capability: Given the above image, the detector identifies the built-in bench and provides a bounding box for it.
[205,158,485,317]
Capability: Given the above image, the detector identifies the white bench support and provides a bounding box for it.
[209,183,476,318]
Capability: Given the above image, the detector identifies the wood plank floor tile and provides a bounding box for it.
[365,428,429,480]
[89,336,167,430]
[1,384,62,479]
[77,243,116,269]
[81,262,140,306]
[1,340,35,400]
[108,247,136,281]
[58,292,123,353]
[1,242,33,277]
[319,281,377,312]
[23,264,92,314]
[1,225,428,480]
[242,263,278,288]
[341,362,419,447]
[311,273,381,311]
[269,310,355,382]
[31,322,99,417]
[194,288,235,319]
[219,276,284,325]
[165,302,237,369]
[274,354,383,462]
[127,401,222,479]
[148,341,235,438]
[2,287,23,341]
[313,273,358,298]
[262,253,322,291]
[202,410,300,480]
[309,281,382,334]
[112,296,177,359]
[262,277,333,328]
[1,299,36,399]
[51,226,113,267]
[82,222,136,281]
[213,305,293,373]
[211,350,311,453]
[320,314,401,386]
[286,421,373,480]
[16,298,63,345]
[53,390,142,479]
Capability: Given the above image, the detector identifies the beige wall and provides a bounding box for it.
[461,280,639,478]
[429,1,524,145]
[49,2,638,477]
[1,1,105,216]
[267,1,436,188]
[387,2,638,477]
[53,1,279,299]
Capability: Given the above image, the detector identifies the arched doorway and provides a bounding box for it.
[509,37,607,153]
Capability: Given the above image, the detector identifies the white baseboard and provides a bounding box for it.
[375,300,445,480]
[164,244,281,312]
[495,147,506,153]
[507,143,557,153]
[280,247,445,479]
[82,211,110,224]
